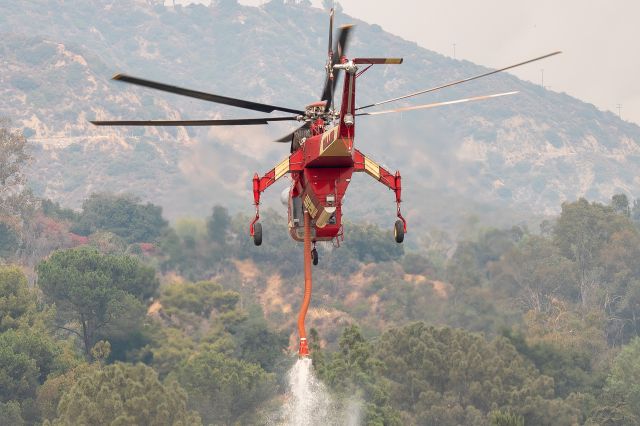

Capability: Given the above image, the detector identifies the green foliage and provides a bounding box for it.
[0,331,39,403]
[374,322,579,425]
[37,247,158,357]
[171,350,275,425]
[8,185,640,424]
[0,401,24,426]
[53,362,202,425]
[0,265,78,423]
[503,330,604,398]
[207,205,231,245]
[599,338,640,421]
[401,252,434,275]
[316,325,402,425]
[554,198,628,279]
[491,236,576,311]
[0,326,74,424]
[229,305,288,372]
[162,280,239,317]
[36,363,94,423]
[611,194,631,217]
[148,327,198,378]
[0,265,38,331]
[71,193,169,243]
[40,199,78,223]
[0,221,19,259]
[0,118,31,218]
[342,222,404,263]
[490,410,524,426]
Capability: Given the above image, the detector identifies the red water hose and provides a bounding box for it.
[298,210,312,357]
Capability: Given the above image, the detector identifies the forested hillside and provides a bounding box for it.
[3,121,640,424]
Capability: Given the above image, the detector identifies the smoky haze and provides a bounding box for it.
[230,0,640,126]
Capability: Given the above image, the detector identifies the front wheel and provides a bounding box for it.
[394,220,404,243]
[311,248,319,266]
[253,222,262,246]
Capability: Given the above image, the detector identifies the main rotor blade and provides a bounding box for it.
[320,24,354,111]
[328,8,334,59]
[356,51,561,111]
[274,122,310,143]
[90,117,299,126]
[356,91,519,116]
[112,74,305,115]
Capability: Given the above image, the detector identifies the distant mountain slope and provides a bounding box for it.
[2,0,639,233]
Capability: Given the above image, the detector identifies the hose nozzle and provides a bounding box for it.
[299,337,310,357]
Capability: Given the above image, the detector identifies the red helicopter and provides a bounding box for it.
[92,10,560,266]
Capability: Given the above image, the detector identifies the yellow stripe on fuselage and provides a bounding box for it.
[274,157,289,180]
[364,157,380,179]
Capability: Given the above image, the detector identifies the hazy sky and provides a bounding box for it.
[185,0,640,125]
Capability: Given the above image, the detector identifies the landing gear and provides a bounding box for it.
[311,247,318,265]
[253,222,262,246]
[394,219,404,243]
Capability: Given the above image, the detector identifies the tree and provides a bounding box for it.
[170,351,276,425]
[503,330,604,398]
[0,327,72,401]
[554,198,627,283]
[0,266,76,423]
[162,280,239,318]
[599,338,640,421]
[490,410,525,426]
[342,222,404,263]
[316,325,402,425]
[71,193,168,243]
[611,194,631,217]
[0,119,35,255]
[0,401,24,426]
[229,305,289,372]
[490,236,575,312]
[631,199,640,228]
[374,322,581,425]
[207,205,230,245]
[53,363,201,425]
[36,363,94,423]
[37,247,159,358]
[0,222,19,259]
[0,265,39,331]
[0,118,31,219]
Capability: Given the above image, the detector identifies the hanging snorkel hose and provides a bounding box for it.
[297,210,313,357]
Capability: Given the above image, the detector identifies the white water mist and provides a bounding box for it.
[275,357,362,426]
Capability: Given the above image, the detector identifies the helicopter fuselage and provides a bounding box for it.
[251,65,405,245]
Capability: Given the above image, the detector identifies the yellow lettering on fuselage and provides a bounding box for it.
[319,126,341,155]
[303,194,318,218]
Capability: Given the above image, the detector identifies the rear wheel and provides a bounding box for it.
[394,220,404,243]
[253,222,262,246]
[311,248,318,265]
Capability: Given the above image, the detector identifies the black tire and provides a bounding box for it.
[253,222,262,246]
[394,220,404,243]
[311,248,318,266]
